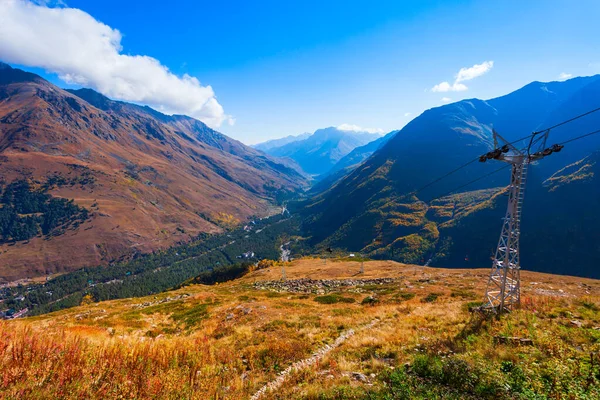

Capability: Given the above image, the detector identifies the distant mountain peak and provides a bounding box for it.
[257,126,382,176]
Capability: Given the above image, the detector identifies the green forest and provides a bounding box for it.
[0,214,298,316]
[0,180,89,243]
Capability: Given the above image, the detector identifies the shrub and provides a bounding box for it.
[421,293,441,303]
[361,296,379,306]
[463,301,486,312]
[314,294,355,304]
[393,292,416,302]
[579,299,599,311]
[451,289,477,299]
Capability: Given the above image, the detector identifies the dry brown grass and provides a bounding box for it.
[1,258,599,399]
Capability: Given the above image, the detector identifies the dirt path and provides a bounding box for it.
[250,318,380,400]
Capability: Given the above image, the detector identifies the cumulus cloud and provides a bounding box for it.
[441,97,452,103]
[404,112,412,117]
[455,61,494,82]
[431,82,468,93]
[431,61,493,92]
[558,72,572,80]
[337,123,384,134]
[0,0,230,128]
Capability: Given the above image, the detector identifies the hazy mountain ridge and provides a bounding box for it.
[257,127,382,176]
[309,130,399,194]
[252,132,311,152]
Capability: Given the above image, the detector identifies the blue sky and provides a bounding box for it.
[1,0,599,144]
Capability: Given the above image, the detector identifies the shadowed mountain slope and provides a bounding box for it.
[299,75,600,277]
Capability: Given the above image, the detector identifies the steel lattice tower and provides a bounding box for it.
[481,129,558,314]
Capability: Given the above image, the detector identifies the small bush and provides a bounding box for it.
[579,299,599,311]
[361,296,379,306]
[421,293,441,303]
[451,289,477,299]
[314,294,355,304]
[463,301,486,312]
[393,292,416,302]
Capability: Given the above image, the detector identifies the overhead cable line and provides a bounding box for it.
[413,157,480,194]
[556,128,600,145]
[413,107,600,196]
[414,134,533,195]
[430,127,600,202]
[533,106,600,134]
[428,164,511,203]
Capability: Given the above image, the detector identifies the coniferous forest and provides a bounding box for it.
[0,214,297,316]
[0,180,89,243]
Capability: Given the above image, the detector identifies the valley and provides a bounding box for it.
[1,2,599,399]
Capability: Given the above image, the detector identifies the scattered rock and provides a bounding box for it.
[570,320,583,328]
[253,278,396,294]
[535,288,573,297]
[352,372,368,382]
[130,293,190,310]
[494,336,534,346]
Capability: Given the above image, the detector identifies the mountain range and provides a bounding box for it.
[300,74,600,278]
[2,61,600,282]
[252,132,311,152]
[0,62,307,282]
[254,127,382,176]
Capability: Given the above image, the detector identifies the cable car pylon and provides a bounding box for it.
[479,129,562,314]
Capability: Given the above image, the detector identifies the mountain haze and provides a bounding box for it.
[252,132,311,152]
[257,127,382,176]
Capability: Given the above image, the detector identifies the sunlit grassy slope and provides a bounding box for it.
[1,258,599,399]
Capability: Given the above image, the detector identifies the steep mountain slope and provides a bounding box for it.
[262,127,382,176]
[0,63,307,282]
[252,132,311,152]
[433,151,600,278]
[300,75,600,277]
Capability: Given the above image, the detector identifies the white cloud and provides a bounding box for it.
[431,60,493,92]
[404,112,412,117]
[441,97,452,103]
[455,61,494,82]
[337,123,384,134]
[431,81,468,92]
[558,72,572,80]
[0,0,230,128]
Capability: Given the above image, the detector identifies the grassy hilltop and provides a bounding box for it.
[1,258,599,399]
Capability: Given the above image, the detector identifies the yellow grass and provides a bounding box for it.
[1,258,599,399]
